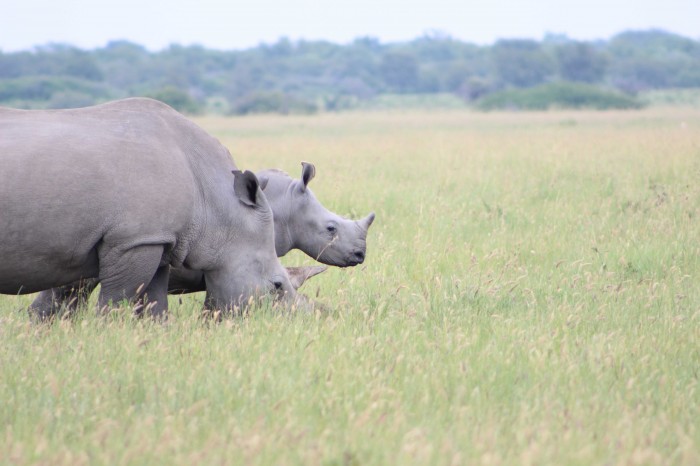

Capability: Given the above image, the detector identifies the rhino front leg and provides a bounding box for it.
[97,244,165,314]
[29,278,100,321]
[29,290,60,321]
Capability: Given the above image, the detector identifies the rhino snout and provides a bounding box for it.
[345,249,366,266]
[352,250,365,263]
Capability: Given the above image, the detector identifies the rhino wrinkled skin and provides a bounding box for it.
[0,98,297,317]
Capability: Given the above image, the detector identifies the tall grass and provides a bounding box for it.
[1,109,699,465]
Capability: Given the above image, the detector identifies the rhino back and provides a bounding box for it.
[0,98,232,293]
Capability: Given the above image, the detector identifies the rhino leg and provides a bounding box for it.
[97,244,165,314]
[29,279,99,321]
[29,290,60,321]
[137,265,170,319]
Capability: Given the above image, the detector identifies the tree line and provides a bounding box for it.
[1,29,699,113]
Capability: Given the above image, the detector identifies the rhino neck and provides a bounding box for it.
[273,214,294,257]
[264,182,296,257]
[181,148,245,271]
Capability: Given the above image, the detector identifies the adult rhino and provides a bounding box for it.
[31,163,375,316]
[0,98,302,318]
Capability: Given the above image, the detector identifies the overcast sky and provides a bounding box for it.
[2,0,698,52]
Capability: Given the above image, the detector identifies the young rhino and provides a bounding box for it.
[259,162,375,266]
[31,162,375,314]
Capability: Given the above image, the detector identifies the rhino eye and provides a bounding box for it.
[326,225,337,234]
[273,281,283,290]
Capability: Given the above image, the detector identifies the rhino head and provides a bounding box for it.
[257,163,375,268]
[203,170,302,311]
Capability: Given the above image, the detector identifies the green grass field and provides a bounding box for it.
[1,109,699,465]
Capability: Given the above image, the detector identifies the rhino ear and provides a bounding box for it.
[300,162,315,191]
[258,174,269,191]
[286,265,327,290]
[232,170,261,208]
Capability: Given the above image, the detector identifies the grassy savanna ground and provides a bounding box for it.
[1,109,699,465]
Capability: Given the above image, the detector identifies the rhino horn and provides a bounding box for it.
[286,265,328,290]
[359,212,376,230]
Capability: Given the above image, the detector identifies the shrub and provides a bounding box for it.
[145,86,202,114]
[640,88,700,107]
[230,91,317,115]
[476,81,643,110]
[0,76,109,104]
[46,91,97,109]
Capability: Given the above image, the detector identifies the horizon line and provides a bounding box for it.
[2,27,697,54]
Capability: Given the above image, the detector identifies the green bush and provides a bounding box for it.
[476,82,644,110]
[230,91,317,115]
[0,76,109,105]
[641,88,700,107]
[145,86,202,114]
[356,93,466,110]
[46,91,97,109]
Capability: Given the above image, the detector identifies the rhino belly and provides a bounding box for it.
[0,171,103,294]
[0,243,99,294]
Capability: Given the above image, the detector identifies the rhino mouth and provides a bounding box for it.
[342,250,366,267]
[313,243,365,267]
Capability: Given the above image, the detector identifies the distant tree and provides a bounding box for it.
[555,42,607,83]
[262,37,294,57]
[609,29,700,59]
[96,41,151,92]
[456,76,495,101]
[607,30,700,91]
[328,41,381,85]
[380,52,419,92]
[415,67,442,93]
[672,66,700,88]
[542,32,572,46]
[476,82,643,110]
[0,52,28,78]
[336,77,376,99]
[2,30,700,111]
[146,86,201,114]
[0,45,103,81]
[46,91,97,109]
[60,49,103,81]
[231,91,317,115]
[492,39,554,87]
[442,61,483,92]
[352,36,382,51]
[224,61,269,102]
[0,76,108,102]
[409,34,458,62]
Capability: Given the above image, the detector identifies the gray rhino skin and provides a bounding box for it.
[0,98,297,317]
[30,163,375,315]
[258,163,375,267]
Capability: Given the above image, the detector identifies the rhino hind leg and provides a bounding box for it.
[135,265,170,319]
[29,279,99,321]
[97,244,166,314]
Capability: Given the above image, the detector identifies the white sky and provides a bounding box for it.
[1,0,698,52]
